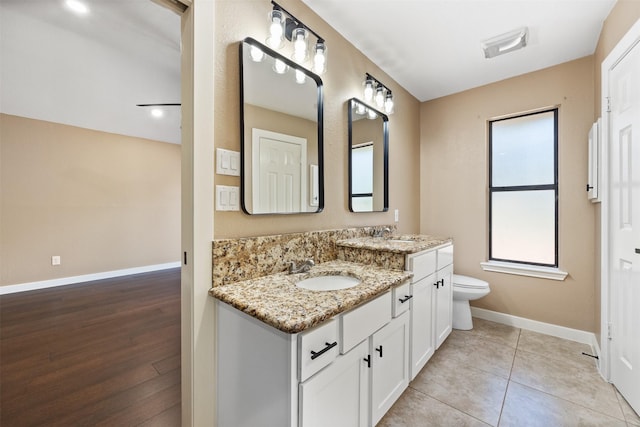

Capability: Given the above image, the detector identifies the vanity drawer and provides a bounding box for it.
[392,280,412,318]
[437,245,454,270]
[299,318,339,382]
[408,250,437,282]
[340,291,391,354]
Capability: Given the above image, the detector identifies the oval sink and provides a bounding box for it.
[296,275,360,291]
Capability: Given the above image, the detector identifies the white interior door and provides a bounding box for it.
[608,33,640,414]
[252,128,307,214]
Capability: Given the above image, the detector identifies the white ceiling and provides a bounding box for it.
[0,0,181,144]
[0,0,617,145]
[301,0,616,101]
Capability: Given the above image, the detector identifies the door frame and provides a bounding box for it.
[600,17,640,382]
[179,1,216,425]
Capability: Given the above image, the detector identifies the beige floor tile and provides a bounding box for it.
[616,389,640,426]
[378,387,490,427]
[511,349,624,420]
[517,329,595,369]
[411,358,508,426]
[465,317,521,348]
[499,382,627,427]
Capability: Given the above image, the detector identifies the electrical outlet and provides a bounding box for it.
[51,255,61,266]
[394,209,399,222]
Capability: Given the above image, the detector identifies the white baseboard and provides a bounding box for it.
[0,262,181,295]
[470,306,597,346]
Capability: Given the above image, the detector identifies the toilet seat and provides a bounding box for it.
[453,274,489,290]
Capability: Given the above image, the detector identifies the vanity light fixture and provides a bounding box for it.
[481,27,529,59]
[363,73,394,115]
[295,69,306,84]
[268,1,327,74]
[273,58,288,74]
[250,45,266,62]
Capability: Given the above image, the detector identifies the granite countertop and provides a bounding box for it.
[336,234,453,254]
[209,260,413,334]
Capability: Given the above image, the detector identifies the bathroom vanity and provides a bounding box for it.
[211,231,453,427]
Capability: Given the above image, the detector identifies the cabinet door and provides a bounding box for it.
[299,340,369,427]
[435,264,453,349]
[410,273,436,380]
[371,310,410,426]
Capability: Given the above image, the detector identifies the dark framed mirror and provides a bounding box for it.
[239,37,324,215]
[348,98,389,212]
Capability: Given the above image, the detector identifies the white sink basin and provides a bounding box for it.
[296,275,360,291]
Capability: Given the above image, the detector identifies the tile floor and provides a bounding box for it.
[379,318,640,427]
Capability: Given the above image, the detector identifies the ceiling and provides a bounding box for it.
[0,0,617,145]
[0,0,181,144]
[301,0,616,101]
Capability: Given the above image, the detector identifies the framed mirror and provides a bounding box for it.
[348,98,389,212]
[240,37,324,215]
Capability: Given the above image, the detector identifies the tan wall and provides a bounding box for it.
[214,0,421,238]
[420,57,596,331]
[0,114,181,286]
[592,1,640,342]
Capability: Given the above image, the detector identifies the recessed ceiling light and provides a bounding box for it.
[65,0,89,15]
[151,108,164,118]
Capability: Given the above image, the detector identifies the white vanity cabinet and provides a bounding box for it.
[370,310,410,425]
[406,243,453,379]
[435,246,453,349]
[217,286,410,427]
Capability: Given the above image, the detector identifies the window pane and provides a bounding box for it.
[352,196,373,212]
[492,111,555,187]
[491,190,555,265]
[352,145,373,193]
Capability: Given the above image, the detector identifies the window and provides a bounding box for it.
[489,109,558,267]
[351,142,374,211]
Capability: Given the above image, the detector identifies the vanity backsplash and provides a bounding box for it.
[212,226,397,287]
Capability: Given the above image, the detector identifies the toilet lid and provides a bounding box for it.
[453,274,489,289]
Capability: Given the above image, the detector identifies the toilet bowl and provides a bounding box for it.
[452,274,490,330]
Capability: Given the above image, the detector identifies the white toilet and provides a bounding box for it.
[452,274,490,330]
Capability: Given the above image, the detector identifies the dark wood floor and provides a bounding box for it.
[0,268,181,427]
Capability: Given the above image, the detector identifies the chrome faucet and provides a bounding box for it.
[289,259,315,274]
[372,227,392,238]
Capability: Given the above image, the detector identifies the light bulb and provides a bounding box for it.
[66,0,88,15]
[313,41,327,74]
[295,69,306,84]
[250,45,265,62]
[151,108,164,118]
[375,87,385,109]
[364,80,374,102]
[292,28,308,63]
[266,10,284,49]
[367,108,378,120]
[384,92,394,114]
[273,59,287,74]
[355,102,366,115]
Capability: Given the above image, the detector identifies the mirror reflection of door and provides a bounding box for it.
[352,142,374,211]
[252,128,307,214]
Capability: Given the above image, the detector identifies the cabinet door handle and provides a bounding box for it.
[364,355,371,368]
[310,341,337,360]
[399,295,413,304]
[433,281,439,289]
[375,345,383,358]
[586,184,594,191]
[440,279,445,287]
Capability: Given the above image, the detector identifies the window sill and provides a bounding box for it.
[480,261,568,281]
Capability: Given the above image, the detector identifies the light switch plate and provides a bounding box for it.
[216,148,241,176]
[216,185,240,211]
